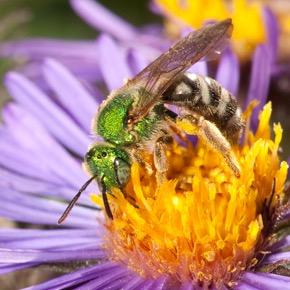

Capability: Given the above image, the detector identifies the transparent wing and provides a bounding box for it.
[126,19,233,123]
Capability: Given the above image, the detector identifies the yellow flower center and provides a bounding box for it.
[92,103,288,287]
[155,0,266,60]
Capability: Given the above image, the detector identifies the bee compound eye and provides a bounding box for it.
[101,152,107,157]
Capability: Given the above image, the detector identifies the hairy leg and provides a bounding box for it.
[178,114,241,177]
[154,134,173,183]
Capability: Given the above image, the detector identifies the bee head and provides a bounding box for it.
[85,143,131,191]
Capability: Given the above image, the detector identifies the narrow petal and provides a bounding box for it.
[4,72,90,155]
[0,228,98,241]
[236,283,260,290]
[138,280,155,290]
[216,48,240,95]
[241,272,290,290]
[0,168,88,202]
[188,61,208,76]
[0,189,98,227]
[263,7,279,64]
[0,248,105,263]
[0,263,34,275]
[100,275,132,290]
[70,0,136,40]
[0,39,99,59]
[42,58,98,131]
[127,49,150,75]
[180,281,195,290]
[245,45,271,129]
[270,236,290,252]
[151,276,170,290]
[122,276,146,290]
[21,58,101,83]
[23,262,122,290]
[263,251,290,264]
[97,34,132,90]
[0,139,61,183]
[1,104,89,187]
[76,267,130,290]
[0,236,99,250]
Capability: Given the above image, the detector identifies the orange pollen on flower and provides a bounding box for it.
[92,102,288,288]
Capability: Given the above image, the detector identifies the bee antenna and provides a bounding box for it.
[58,174,97,224]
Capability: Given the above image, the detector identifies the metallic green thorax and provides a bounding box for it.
[85,144,131,191]
[96,89,167,146]
[96,94,135,145]
[134,104,167,139]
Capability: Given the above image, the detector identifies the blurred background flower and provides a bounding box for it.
[0,0,290,289]
[153,0,267,60]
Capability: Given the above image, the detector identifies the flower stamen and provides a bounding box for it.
[93,102,288,288]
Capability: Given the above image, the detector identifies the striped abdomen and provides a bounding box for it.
[162,72,244,143]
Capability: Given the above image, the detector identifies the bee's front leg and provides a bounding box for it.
[131,146,154,175]
[154,134,173,184]
[178,114,241,177]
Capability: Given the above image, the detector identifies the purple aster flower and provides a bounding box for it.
[1,2,290,289]
[0,18,290,288]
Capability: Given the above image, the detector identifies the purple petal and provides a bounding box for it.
[216,48,240,96]
[188,61,208,76]
[70,0,136,40]
[139,279,155,290]
[0,138,61,183]
[0,236,98,250]
[270,236,290,252]
[100,275,133,290]
[0,248,105,263]
[236,282,260,290]
[42,58,98,131]
[76,267,130,290]
[245,45,271,129]
[263,251,290,264]
[180,281,195,290]
[23,262,122,290]
[0,263,35,275]
[122,276,146,290]
[21,59,102,83]
[1,104,89,187]
[151,276,170,290]
[263,7,279,64]
[97,34,132,91]
[0,168,91,202]
[4,72,90,156]
[127,48,150,75]
[0,228,98,241]
[0,39,99,60]
[0,189,99,227]
[241,272,290,290]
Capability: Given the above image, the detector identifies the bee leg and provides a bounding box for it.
[131,147,154,175]
[179,115,241,177]
[154,134,173,184]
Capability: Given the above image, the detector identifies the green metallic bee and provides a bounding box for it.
[58,19,243,223]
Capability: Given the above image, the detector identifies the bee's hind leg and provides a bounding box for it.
[154,134,173,184]
[178,114,241,177]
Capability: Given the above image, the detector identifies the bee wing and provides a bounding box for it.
[127,19,233,123]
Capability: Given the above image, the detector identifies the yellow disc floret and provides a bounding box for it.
[93,102,288,288]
